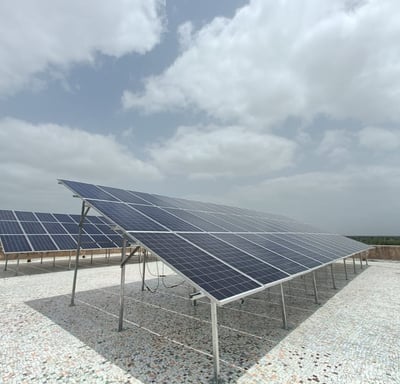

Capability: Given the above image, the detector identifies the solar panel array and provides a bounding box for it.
[0,209,123,254]
[60,179,370,304]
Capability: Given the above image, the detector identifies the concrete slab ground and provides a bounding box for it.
[0,257,398,383]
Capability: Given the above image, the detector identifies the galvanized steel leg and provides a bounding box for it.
[53,255,55,268]
[280,284,288,329]
[118,238,127,332]
[330,264,337,289]
[68,251,72,269]
[141,249,146,292]
[352,255,356,274]
[365,252,369,266]
[343,258,348,280]
[312,272,319,304]
[70,201,88,307]
[90,251,93,265]
[211,302,220,383]
[4,254,8,271]
[16,254,20,275]
[359,254,363,269]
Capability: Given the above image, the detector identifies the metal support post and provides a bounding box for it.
[211,302,220,383]
[53,254,55,268]
[16,254,20,275]
[330,264,337,289]
[141,248,147,292]
[70,201,90,307]
[312,271,319,304]
[359,254,363,269]
[280,284,288,329]
[90,251,93,265]
[118,237,127,332]
[68,251,72,269]
[40,255,43,264]
[365,251,369,266]
[4,254,8,271]
[343,258,348,280]
[352,255,356,274]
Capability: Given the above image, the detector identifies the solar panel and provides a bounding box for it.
[35,212,57,222]
[20,221,47,235]
[59,179,371,303]
[132,232,262,301]
[181,233,288,285]
[15,211,38,222]
[0,234,32,253]
[28,235,58,251]
[0,221,23,235]
[0,209,123,253]
[86,200,166,232]
[0,210,17,221]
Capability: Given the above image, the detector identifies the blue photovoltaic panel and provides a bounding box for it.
[164,208,227,232]
[0,221,23,235]
[60,179,371,304]
[255,234,322,268]
[189,211,246,232]
[129,204,200,232]
[0,235,32,253]
[85,216,105,225]
[131,232,261,301]
[214,233,307,275]
[20,221,47,235]
[51,235,77,250]
[266,234,334,263]
[62,223,80,234]
[99,185,150,205]
[129,191,177,207]
[15,211,38,222]
[181,233,288,285]
[28,235,58,251]
[42,222,67,234]
[0,210,17,221]
[72,234,99,249]
[61,179,118,201]
[69,214,81,223]
[54,213,75,223]
[82,223,102,235]
[107,234,124,247]
[90,235,116,248]
[86,200,166,232]
[95,224,118,235]
[35,212,57,222]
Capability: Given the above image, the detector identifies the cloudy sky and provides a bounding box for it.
[1,0,399,235]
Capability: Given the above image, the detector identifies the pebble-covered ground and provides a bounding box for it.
[0,256,399,383]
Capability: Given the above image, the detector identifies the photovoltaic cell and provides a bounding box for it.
[54,213,75,223]
[87,200,166,232]
[85,216,107,225]
[214,233,307,275]
[0,221,23,235]
[0,210,17,221]
[90,235,116,248]
[42,222,67,234]
[61,179,117,201]
[189,211,245,232]
[181,233,288,285]
[15,211,38,222]
[95,224,118,235]
[62,223,80,234]
[0,234,32,252]
[98,185,150,205]
[82,223,102,235]
[20,221,47,235]
[35,212,57,222]
[132,232,261,301]
[129,204,200,232]
[164,208,227,232]
[51,235,77,250]
[28,235,58,251]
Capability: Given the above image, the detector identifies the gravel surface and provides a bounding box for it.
[0,256,398,383]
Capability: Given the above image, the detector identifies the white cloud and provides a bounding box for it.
[230,166,400,235]
[148,126,297,179]
[358,126,400,151]
[0,0,165,96]
[0,118,161,210]
[123,0,400,127]
[317,129,354,162]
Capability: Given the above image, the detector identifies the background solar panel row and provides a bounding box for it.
[60,179,371,304]
[0,209,123,253]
